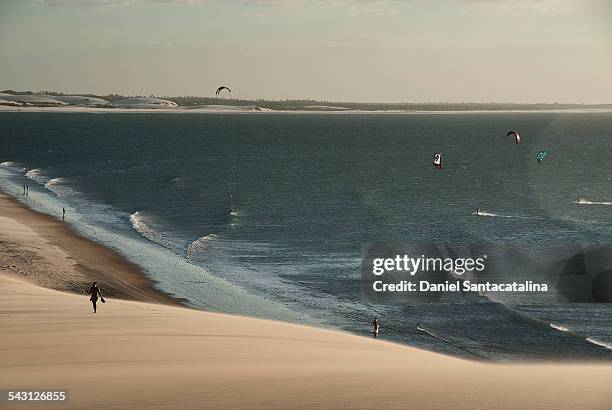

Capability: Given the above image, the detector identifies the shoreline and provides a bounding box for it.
[3,105,612,115]
[0,167,316,323]
[0,192,184,306]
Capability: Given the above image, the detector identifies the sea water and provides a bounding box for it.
[1,111,611,360]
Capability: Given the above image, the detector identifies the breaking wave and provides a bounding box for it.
[129,211,178,251]
[186,234,222,260]
[25,168,47,185]
[43,177,76,197]
[586,337,612,350]
[22,170,78,199]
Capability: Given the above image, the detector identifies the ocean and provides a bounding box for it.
[1,111,612,360]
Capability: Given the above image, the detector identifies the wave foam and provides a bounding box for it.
[24,168,48,185]
[186,234,222,260]
[586,337,612,350]
[550,323,570,332]
[42,177,73,197]
[474,210,545,220]
[416,325,486,359]
[475,211,500,217]
[0,161,16,167]
[576,198,612,206]
[129,212,177,250]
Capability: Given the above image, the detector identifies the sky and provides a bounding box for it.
[1,0,611,103]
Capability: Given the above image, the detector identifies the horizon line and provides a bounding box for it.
[2,89,610,107]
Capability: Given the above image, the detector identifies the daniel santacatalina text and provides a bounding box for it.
[371,255,548,293]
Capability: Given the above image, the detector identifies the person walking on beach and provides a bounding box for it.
[22,184,26,195]
[372,316,380,338]
[62,207,66,220]
[25,185,29,196]
[86,282,104,313]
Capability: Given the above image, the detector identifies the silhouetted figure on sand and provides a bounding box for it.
[26,185,29,197]
[372,316,380,338]
[62,207,66,220]
[86,282,104,313]
[22,184,26,195]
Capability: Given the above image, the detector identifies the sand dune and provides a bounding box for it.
[1,194,612,408]
[2,274,612,409]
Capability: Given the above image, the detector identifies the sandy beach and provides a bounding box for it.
[0,192,180,305]
[1,194,612,408]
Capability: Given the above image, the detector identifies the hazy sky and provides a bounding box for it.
[1,0,611,103]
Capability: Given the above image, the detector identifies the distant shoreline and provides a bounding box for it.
[2,90,611,113]
[3,105,612,115]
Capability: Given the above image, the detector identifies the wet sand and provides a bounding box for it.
[0,192,181,304]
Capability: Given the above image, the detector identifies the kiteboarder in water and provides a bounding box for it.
[229,193,237,214]
[433,153,442,170]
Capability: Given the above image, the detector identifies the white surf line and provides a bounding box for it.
[416,325,488,360]
[576,199,612,206]
[474,211,547,220]
[550,323,570,332]
[585,337,612,350]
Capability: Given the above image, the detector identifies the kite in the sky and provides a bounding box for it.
[215,86,232,97]
[536,151,548,163]
[507,130,521,144]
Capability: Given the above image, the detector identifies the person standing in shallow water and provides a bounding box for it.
[62,207,66,220]
[372,316,380,338]
[86,282,104,313]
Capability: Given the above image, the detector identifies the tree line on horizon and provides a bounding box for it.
[1,89,607,111]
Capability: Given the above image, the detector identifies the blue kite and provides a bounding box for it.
[536,151,548,163]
